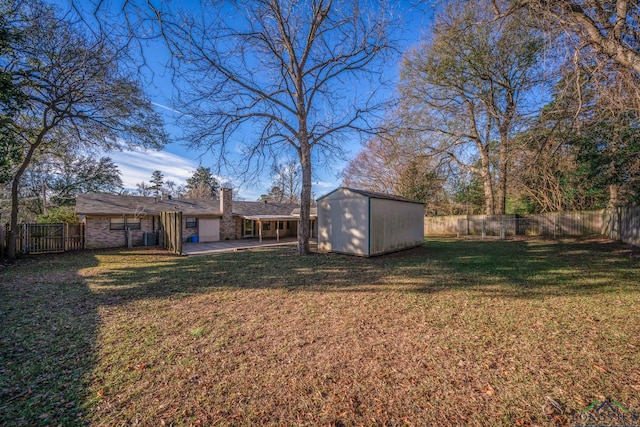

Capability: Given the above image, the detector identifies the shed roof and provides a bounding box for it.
[76,193,221,216]
[317,187,425,205]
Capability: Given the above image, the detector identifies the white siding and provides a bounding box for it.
[369,198,424,255]
[318,190,369,256]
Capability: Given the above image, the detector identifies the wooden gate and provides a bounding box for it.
[160,211,183,254]
[6,223,85,255]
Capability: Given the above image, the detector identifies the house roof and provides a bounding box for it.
[76,193,318,219]
[232,201,300,217]
[75,193,222,216]
[290,207,318,217]
[317,187,425,205]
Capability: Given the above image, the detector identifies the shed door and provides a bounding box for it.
[199,218,220,242]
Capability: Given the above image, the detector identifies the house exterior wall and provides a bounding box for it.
[317,190,369,256]
[181,217,221,242]
[369,198,425,256]
[182,220,199,242]
[86,215,225,248]
[85,216,155,249]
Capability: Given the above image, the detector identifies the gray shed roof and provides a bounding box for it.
[317,187,425,205]
[76,193,221,216]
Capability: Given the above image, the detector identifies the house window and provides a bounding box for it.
[110,218,125,230]
[277,221,284,230]
[126,218,141,230]
[186,218,198,228]
[110,217,141,230]
[262,222,271,231]
[286,221,290,230]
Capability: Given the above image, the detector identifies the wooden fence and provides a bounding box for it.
[425,210,607,238]
[159,211,182,255]
[1,223,85,256]
[608,206,640,247]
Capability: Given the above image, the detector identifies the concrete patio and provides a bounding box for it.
[181,237,299,256]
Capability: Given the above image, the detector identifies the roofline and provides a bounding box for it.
[80,212,223,217]
[236,214,317,220]
[316,187,425,205]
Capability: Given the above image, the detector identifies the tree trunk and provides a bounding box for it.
[497,132,509,215]
[7,131,46,259]
[297,141,312,255]
[7,177,19,259]
[608,183,619,209]
[479,146,495,215]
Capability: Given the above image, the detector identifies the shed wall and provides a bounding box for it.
[369,198,425,255]
[318,191,369,256]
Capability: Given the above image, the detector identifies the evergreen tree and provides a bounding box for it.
[149,170,164,196]
[185,167,218,199]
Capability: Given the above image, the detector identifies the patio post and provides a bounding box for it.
[276,220,280,242]
[258,220,262,243]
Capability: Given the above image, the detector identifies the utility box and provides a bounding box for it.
[143,231,158,246]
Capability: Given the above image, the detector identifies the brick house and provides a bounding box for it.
[76,188,317,249]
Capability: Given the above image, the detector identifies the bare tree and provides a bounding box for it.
[1,0,166,258]
[342,134,447,213]
[512,0,640,75]
[136,182,151,197]
[342,137,403,194]
[272,160,301,204]
[90,0,397,255]
[399,0,545,214]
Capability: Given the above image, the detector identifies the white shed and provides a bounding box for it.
[317,187,425,256]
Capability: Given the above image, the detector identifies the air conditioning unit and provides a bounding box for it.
[143,231,158,246]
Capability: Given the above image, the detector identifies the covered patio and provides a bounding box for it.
[239,214,315,243]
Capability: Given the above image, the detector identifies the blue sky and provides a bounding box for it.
[97,1,432,201]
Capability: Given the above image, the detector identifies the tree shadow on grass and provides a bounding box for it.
[0,253,101,426]
[0,239,637,425]
[85,238,640,306]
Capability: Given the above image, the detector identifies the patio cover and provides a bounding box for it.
[237,214,307,242]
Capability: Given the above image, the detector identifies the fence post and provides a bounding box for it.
[23,223,27,254]
[610,212,614,239]
[500,219,505,240]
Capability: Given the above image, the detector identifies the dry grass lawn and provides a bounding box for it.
[1,238,639,426]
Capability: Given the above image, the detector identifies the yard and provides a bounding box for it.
[1,238,639,426]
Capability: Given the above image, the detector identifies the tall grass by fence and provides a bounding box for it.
[1,223,85,256]
[424,208,639,246]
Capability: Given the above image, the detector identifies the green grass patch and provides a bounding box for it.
[1,239,639,425]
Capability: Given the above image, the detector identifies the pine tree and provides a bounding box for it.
[149,170,164,196]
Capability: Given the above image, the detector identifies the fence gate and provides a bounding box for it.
[160,211,183,254]
[6,223,85,255]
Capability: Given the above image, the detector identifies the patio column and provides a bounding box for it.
[276,221,280,242]
[258,220,262,243]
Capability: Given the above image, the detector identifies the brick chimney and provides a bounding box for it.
[219,187,234,240]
